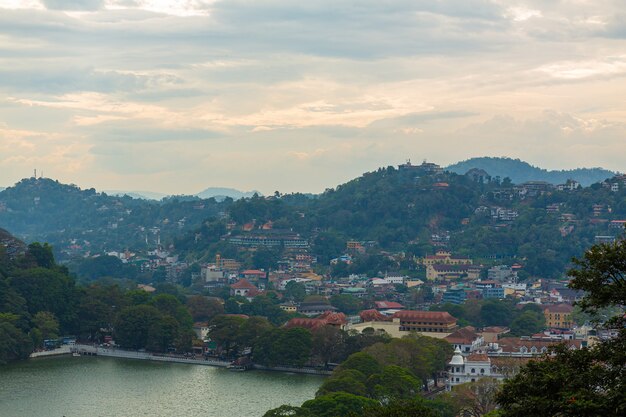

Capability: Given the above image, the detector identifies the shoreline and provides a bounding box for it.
[69,344,331,376]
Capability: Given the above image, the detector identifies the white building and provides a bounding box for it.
[446,347,503,390]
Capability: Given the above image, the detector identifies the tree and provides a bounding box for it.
[301,392,379,417]
[311,326,344,366]
[284,281,307,302]
[361,398,442,417]
[330,294,363,315]
[9,267,79,333]
[449,378,500,417]
[367,365,422,402]
[338,352,382,378]
[146,315,180,352]
[186,295,223,322]
[254,327,312,367]
[209,315,246,356]
[237,316,273,349]
[568,239,626,314]
[496,238,626,416]
[114,305,161,349]
[32,311,59,345]
[25,242,55,269]
[317,369,369,397]
[365,335,453,390]
[263,405,313,417]
[509,310,545,337]
[0,321,33,364]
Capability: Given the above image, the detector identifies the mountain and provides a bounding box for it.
[179,163,626,279]
[0,178,230,260]
[195,187,262,200]
[103,190,168,200]
[446,157,616,186]
[0,227,27,258]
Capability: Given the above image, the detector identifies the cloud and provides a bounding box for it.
[42,0,104,11]
[0,0,625,193]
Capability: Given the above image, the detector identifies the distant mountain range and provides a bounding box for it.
[104,187,261,201]
[446,157,617,186]
[104,190,168,200]
[195,187,261,201]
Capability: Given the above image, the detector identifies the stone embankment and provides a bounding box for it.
[70,344,331,375]
[29,345,72,358]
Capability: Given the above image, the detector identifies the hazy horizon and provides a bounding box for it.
[1,1,625,195]
[0,156,618,196]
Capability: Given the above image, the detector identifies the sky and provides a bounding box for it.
[0,0,625,195]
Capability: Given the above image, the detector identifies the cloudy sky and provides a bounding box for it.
[1,0,625,194]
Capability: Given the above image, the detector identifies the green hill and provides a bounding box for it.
[446,157,616,186]
[0,178,229,260]
[178,165,626,278]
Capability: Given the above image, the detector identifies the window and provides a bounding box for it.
[471,368,475,373]
[480,369,485,374]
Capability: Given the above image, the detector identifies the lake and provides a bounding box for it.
[0,356,324,417]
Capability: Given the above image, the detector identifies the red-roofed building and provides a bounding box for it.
[230,279,261,299]
[445,326,484,353]
[285,312,347,331]
[393,310,458,333]
[359,309,391,322]
[489,336,585,356]
[242,270,266,280]
[374,301,405,310]
[284,318,327,331]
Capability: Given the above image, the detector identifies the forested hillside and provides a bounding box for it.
[0,178,231,260]
[1,163,625,280]
[447,157,615,186]
[177,165,626,278]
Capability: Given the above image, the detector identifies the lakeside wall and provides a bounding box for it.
[70,344,331,375]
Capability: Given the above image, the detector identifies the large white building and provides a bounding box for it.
[446,347,503,390]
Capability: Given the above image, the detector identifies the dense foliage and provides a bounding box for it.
[447,157,615,186]
[0,178,230,262]
[496,239,626,416]
[431,300,546,336]
[3,165,625,281]
[176,165,625,279]
[0,233,204,364]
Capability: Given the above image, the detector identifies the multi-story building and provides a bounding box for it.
[421,251,473,266]
[442,286,467,304]
[475,280,505,299]
[394,310,458,333]
[447,349,502,390]
[543,304,574,329]
[445,326,484,353]
[487,265,517,281]
[427,264,481,280]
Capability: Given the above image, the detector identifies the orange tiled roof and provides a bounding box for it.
[393,310,457,324]
[231,279,257,289]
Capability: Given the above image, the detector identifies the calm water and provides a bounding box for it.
[0,356,323,417]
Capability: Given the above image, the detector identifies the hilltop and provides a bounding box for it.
[0,177,230,260]
[2,163,625,279]
[446,157,616,186]
[178,162,626,278]
[195,187,261,200]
